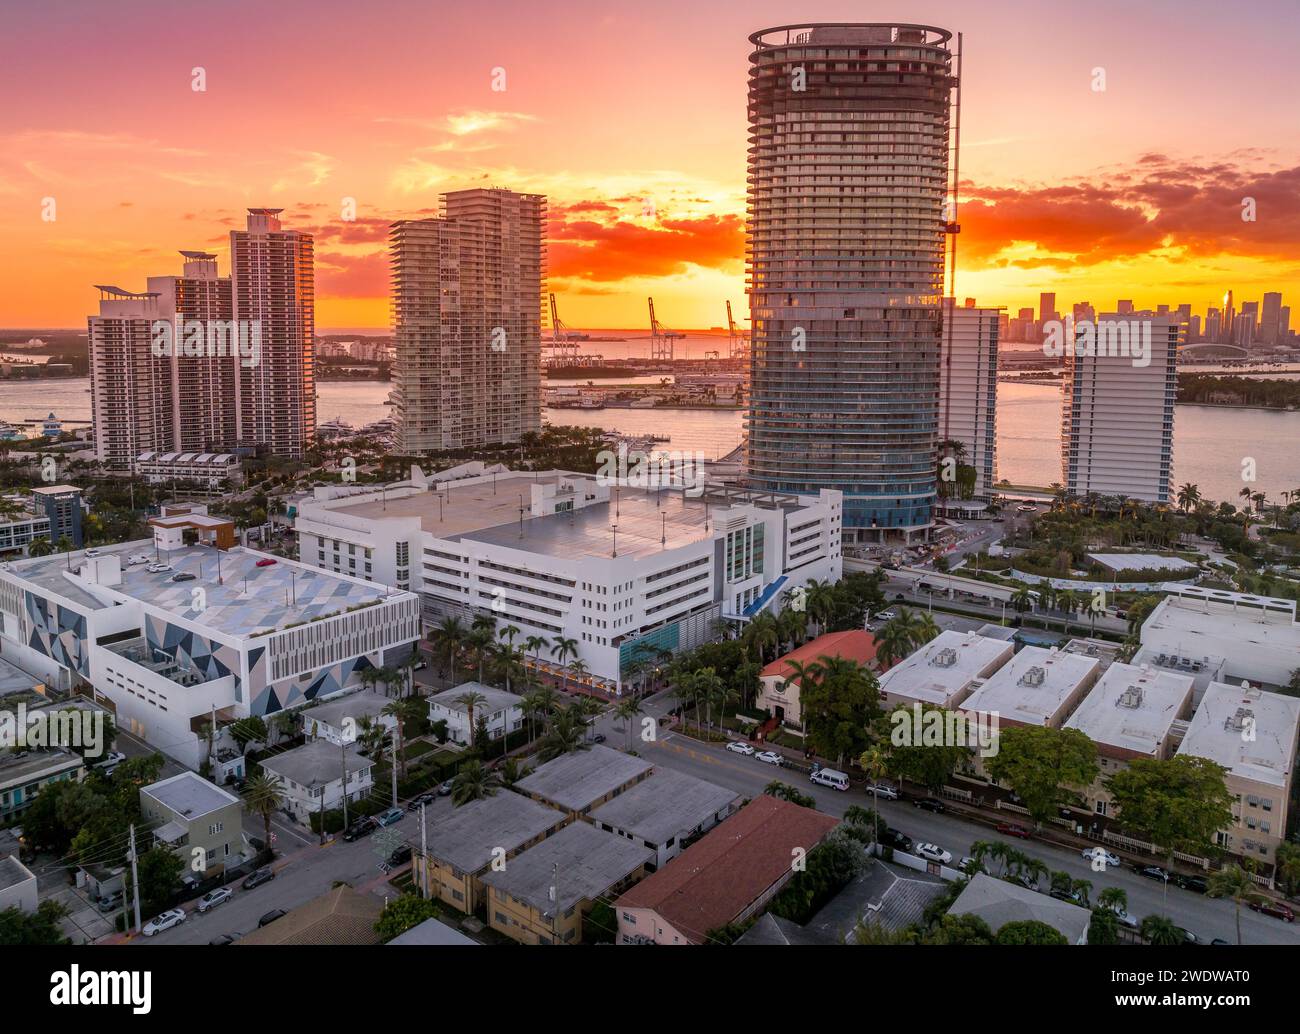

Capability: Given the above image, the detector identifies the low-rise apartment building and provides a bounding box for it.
[1175,681,1300,865]
[515,744,653,818]
[0,748,84,820]
[960,645,1101,731]
[300,689,397,746]
[259,739,374,823]
[756,629,879,728]
[876,630,1015,712]
[427,682,524,746]
[1062,661,1196,819]
[140,771,244,875]
[479,821,652,945]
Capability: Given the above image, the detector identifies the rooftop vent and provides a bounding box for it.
[930,647,958,668]
[1117,685,1143,709]
[1019,665,1046,687]
[1224,707,1254,732]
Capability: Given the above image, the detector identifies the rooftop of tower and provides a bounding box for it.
[750,23,952,49]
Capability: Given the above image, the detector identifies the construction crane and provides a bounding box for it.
[648,297,684,362]
[546,293,580,364]
[726,300,749,361]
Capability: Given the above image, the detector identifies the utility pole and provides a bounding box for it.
[419,803,429,899]
[318,791,325,845]
[128,824,142,934]
[390,738,399,806]
[550,861,559,945]
[340,741,350,829]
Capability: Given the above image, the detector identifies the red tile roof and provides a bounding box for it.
[614,795,838,944]
[760,629,879,682]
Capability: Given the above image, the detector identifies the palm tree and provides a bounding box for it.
[430,616,467,682]
[1207,865,1264,945]
[467,626,495,684]
[1176,482,1200,514]
[614,698,641,751]
[1097,886,1128,916]
[450,760,501,806]
[857,746,888,847]
[567,659,591,692]
[243,769,286,849]
[742,610,780,663]
[454,690,487,749]
[914,612,940,646]
[498,624,521,651]
[27,536,54,557]
[523,634,548,675]
[875,609,921,668]
[381,696,424,780]
[1009,585,1034,615]
[1139,914,1183,945]
[497,757,533,790]
[551,636,578,690]
[538,706,590,761]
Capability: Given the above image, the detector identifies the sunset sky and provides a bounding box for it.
[2,0,1297,330]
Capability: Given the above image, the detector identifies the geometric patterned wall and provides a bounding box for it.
[250,654,375,717]
[144,613,239,685]
[25,591,88,677]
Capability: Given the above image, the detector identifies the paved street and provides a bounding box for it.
[594,691,1300,947]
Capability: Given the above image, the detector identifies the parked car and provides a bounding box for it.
[1247,900,1295,922]
[995,823,1031,840]
[1081,847,1121,868]
[1010,873,1039,890]
[1136,864,1170,882]
[96,891,124,913]
[146,563,172,574]
[375,808,404,827]
[913,797,946,814]
[407,791,436,811]
[915,842,953,864]
[867,782,899,801]
[437,779,455,797]
[142,909,186,936]
[957,856,982,874]
[880,827,913,852]
[171,572,196,582]
[208,934,236,945]
[241,867,275,890]
[342,817,378,842]
[95,751,127,769]
[257,909,287,928]
[255,558,277,567]
[753,750,783,766]
[388,845,413,866]
[725,741,755,756]
[1210,938,1231,945]
[592,733,607,744]
[1110,907,1139,929]
[875,610,898,622]
[1171,873,1209,894]
[1179,928,1201,944]
[196,888,232,913]
[126,554,151,566]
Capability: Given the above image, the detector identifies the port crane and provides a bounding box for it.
[547,293,581,364]
[648,297,684,362]
[726,300,749,361]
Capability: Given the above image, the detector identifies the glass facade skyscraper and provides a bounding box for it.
[745,23,957,544]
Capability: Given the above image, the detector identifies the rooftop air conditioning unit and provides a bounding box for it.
[1117,685,1143,709]
[1019,665,1046,687]
[930,647,958,668]
[1224,707,1254,732]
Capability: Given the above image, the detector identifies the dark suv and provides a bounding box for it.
[880,827,914,853]
[241,867,275,890]
[913,797,947,814]
[1171,873,1208,894]
[342,817,378,842]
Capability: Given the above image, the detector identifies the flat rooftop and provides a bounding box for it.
[1087,552,1198,573]
[302,690,392,731]
[0,854,34,892]
[877,630,1014,707]
[478,821,652,914]
[0,749,83,786]
[961,646,1099,726]
[427,682,524,716]
[325,471,720,561]
[261,740,371,788]
[425,792,564,874]
[516,744,653,812]
[1064,662,1195,758]
[1141,595,1300,687]
[2,542,398,637]
[1176,681,1300,789]
[588,768,740,845]
[141,771,240,817]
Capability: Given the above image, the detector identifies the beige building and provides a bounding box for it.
[1175,681,1300,866]
[877,630,1014,713]
[140,772,244,876]
[390,188,544,453]
[960,645,1101,731]
[1062,661,1195,819]
[414,791,566,914]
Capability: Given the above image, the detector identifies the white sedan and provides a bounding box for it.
[141,908,186,936]
[1081,847,1121,868]
[915,842,953,864]
[725,741,755,756]
[146,563,172,574]
[753,750,784,766]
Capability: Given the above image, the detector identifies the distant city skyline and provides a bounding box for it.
[1,0,1298,329]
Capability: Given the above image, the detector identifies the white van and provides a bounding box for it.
[810,768,850,792]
